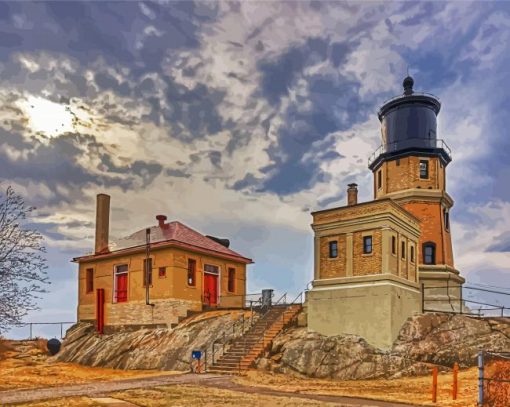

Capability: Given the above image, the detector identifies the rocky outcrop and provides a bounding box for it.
[54,310,251,371]
[258,313,510,380]
[258,328,431,380]
[393,313,510,367]
[55,311,509,380]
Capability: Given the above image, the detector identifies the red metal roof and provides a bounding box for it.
[74,221,253,264]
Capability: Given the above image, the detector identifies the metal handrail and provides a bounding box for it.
[368,138,452,166]
[289,291,303,305]
[239,292,297,374]
[206,312,251,369]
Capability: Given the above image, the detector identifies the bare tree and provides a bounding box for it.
[0,186,49,333]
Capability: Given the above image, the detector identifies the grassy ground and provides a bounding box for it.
[0,339,179,391]
[234,368,479,407]
[14,385,333,407]
[1,339,483,406]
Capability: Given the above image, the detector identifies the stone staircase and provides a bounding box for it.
[208,304,302,374]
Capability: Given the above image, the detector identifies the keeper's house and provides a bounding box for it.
[73,194,252,333]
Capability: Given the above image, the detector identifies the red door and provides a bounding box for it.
[96,288,105,334]
[116,273,128,303]
[204,274,218,306]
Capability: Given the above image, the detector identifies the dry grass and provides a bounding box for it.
[15,397,98,407]
[15,386,332,407]
[235,368,480,407]
[0,340,180,392]
[110,384,331,407]
[0,337,15,361]
[32,338,49,354]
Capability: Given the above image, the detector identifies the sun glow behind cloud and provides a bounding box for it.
[18,96,78,137]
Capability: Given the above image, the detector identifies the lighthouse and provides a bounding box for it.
[369,76,464,305]
[306,76,464,350]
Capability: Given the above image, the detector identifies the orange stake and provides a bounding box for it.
[432,367,438,403]
[452,362,458,400]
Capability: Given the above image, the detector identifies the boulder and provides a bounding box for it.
[393,314,510,368]
[258,314,510,380]
[258,328,431,380]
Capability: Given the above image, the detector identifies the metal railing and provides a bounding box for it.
[203,292,269,371]
[368,138,452,166]
[237,292,304,374]
[7,321,76,340]
[422,284,510,317]
[378,91,441,108]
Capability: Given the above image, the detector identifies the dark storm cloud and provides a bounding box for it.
[160,78,225,140]
[243,36,373,195]
[258,72,370,195]
[0,130,162,203]
[487,231,510,252]
[231,173,260,191]
[0,2,204,73]
[166,168,191,178]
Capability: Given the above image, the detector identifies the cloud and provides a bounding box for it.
[1,1,510,328]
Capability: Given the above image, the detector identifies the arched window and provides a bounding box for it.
[423,242,436,265]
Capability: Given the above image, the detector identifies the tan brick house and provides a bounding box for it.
[307,76,465,349]
[74,194,252,333]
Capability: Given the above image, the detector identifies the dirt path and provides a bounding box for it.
[0,373,421,406]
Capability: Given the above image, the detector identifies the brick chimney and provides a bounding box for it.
[95,194,110,254]
[156,214,167,228]
[347,183,358,206]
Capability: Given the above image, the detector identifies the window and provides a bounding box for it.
[228,268,235,292]
[158,266,166,278]
[329,241,338,258]
[419,160,429,179]
[444,208,450,232]
[401,241,406,259]
[143,258,153,287]
[204,264,219,274]
[187,259,197,286]
[410,246,415,263]
[86,268,94,293]
[423,242,436,265]
[391,236,396,255]
[363,236,373,254]
[377,170,382,189]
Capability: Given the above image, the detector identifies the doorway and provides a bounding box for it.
[114,264,128,303]
[203,264,219,306]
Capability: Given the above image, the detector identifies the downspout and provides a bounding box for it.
[145,228,154,306]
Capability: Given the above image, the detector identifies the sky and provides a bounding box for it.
[1,1,510,338]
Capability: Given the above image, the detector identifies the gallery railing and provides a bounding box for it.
[368,138,452,167]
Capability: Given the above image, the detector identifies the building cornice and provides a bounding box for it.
[311,273,421,291]
[381,189,454,208]
[312,211,421,239]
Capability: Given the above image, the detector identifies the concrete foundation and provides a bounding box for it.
[307,275,421,350]
[419,265,466,313]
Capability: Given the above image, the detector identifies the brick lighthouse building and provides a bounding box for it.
[307,76,464,349]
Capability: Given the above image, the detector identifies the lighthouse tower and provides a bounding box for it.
[306,75,465,350]
[369,76,464,303]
